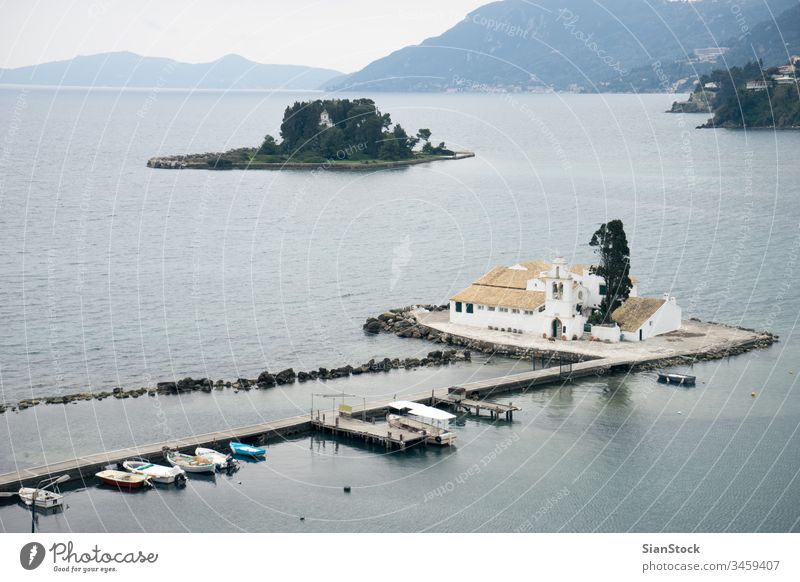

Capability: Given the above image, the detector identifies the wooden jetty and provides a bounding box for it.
[312,411,426,449]
[0,355,627,491]
[436,397,520,421]
[0,415,311,492]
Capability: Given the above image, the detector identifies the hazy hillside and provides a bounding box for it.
[0,52,343,91]
[607,3,800,92]
[327,0,798,92]
[724,3,800,66]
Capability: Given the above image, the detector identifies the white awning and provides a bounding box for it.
[387,401,456,421]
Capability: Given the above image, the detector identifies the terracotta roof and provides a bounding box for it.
[452,285,545,311]
[569,264,589,275]
[611,297,665,332]
[515,260,551,276]
[474,266,533,289]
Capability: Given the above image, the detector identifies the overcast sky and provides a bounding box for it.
[0,0,491,72]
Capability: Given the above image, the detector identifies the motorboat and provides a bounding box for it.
[195,447,235,470]
[229,442,266,457]
[387,401,457,446]
[18,487,64,509]
[95,470,151,489]
[164,450,216,474]
[18,474,69,508]
[122,458,186,484]
[657,372,696,386]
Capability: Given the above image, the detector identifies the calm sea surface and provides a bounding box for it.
[0,88,798,532]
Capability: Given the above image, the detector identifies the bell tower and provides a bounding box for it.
[543,256,578,338]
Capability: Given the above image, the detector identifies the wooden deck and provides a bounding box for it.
[312,411,427,449]
[435,397,521,420]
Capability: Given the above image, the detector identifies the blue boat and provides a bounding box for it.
[229,442,266,457]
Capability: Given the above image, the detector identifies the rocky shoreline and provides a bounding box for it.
[666,91,713,114]
[364,305,602,361]
[364,306,778,367]
[146,151,475,171]
[0,349,471,414]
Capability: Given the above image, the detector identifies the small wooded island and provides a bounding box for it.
[669,59,800,129]
[148,98,474,170]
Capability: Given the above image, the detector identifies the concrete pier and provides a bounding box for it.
[0,312,774,492]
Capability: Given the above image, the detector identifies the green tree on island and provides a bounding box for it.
[269,98,441,161]
[257,134,279,155]
[417,128,432,151]
[589,219,633,323]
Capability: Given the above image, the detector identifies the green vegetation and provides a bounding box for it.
[259,98,452,162]
[691,61,800,129]
[148,98,463,170]
[589,219,632,323]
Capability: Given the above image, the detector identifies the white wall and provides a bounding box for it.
[620,296,682,342]
[449,300,545,334]
[448,301,585,339]
[645,296,682,339]
[591,324,621,342]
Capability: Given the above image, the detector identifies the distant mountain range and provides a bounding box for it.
[0,52,343,91]
[326,0,800,93]
[4,1,798,94]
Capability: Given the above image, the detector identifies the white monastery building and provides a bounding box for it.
[319,109,334,128]
[449,257,682,342]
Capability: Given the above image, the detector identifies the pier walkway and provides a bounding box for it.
[311,412,426,449]
[0,349,714,491]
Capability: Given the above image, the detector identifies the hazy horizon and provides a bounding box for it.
[0,0,489,73]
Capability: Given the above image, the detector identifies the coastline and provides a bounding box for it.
[146,151,475,171]
[364,305,777,369]
[0,305,777,491]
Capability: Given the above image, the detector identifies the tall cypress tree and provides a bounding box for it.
[589,219,632,322]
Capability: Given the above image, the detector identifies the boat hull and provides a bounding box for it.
[165,452,216,474]
[388,414,457,446]
[229,442,266,457]
[195,447,232,469]
[18,488,64,508]
[658,372,696,386]
[122,460,185,484]
[96,470,150,489]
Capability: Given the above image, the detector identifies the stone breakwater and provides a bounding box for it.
[364,307,778,367]
[0,349,471,414]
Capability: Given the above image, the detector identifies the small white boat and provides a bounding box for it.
[195,447,234,470]
[122,458,186,484]
[18,487,64,509]
[387,401,457,446]
[165,450,216,474]
[96,470,151,489]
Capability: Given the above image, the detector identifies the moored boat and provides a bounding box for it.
[122,458,186,484]
[165,450,216,474]
[229,442,266,457]
[387,401,457,446]
[18,487,64,509]
[195,447,234,470]
[657,372,696,386]
[18,474,69,509]
[95,470,151,489]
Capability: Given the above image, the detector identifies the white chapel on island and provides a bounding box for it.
[449,257,681,342]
